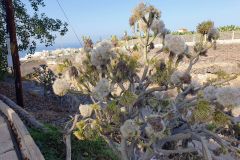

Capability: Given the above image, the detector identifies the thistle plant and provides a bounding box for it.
[53,3,239,160]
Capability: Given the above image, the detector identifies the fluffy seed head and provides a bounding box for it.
[79,104,93,118]
[90,41,114,67]
[170,70,185,85]
[150,19,165,35]
[165,35,186,55]
[93,78,111,101]
[208,27,220,41]
[52,78,70,96]
[231,106,240,117]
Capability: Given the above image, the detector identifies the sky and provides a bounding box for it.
[23,0,240,49]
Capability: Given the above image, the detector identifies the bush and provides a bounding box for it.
[218,25,240,32]
[29,124,117,160]
[196,20,214,35]
[27,64,57,96]
[52,3,240,160]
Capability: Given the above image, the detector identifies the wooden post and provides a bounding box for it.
[192,34,196,43]
[4,0,24,107]
[204,34,207,42]
[232,31,235,40]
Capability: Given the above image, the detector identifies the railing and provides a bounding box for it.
[179,31,240,43]
[127,31,240,47]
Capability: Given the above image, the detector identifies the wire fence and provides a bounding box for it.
[180,31,240,42]
[128,31,240,47]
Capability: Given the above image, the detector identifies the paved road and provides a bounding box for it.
[0,99,44,160]
[0,114,20,160]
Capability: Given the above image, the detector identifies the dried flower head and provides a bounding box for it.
[231,105,240,117]
[93,78,111,101]
[150,19,165,35]
[83,37,93,52]
[52,78,70,96]
[120,119,140,138]
[165,35,187,55]
[132,3,147,20]
[170,71,188,85]
[79,104,93,118]
[90,41,114,67]
[146,5,160,18]
[207,27,220,41]
[129,16,137,26]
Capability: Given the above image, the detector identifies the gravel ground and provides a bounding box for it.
[0,81,71,127]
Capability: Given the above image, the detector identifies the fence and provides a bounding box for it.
[127,31,240,47]
[180,31,240,43]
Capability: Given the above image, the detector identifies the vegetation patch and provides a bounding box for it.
[29,124,117,160]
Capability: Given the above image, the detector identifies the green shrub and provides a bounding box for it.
[197,20,214,35]
[29,124,117,160]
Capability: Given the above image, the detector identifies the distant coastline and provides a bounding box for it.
[19,43,82,59]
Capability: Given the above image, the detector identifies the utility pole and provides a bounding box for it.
[4,0,24,107]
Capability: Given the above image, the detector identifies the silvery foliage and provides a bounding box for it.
[53,3,239,160]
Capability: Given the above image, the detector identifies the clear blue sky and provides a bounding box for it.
[23,0,240,48]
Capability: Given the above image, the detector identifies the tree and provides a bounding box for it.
[52,3,239,160]
[0,0,68,76]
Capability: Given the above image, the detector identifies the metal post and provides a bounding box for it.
[4,0,24,107]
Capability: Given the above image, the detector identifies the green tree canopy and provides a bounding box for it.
[0,0,68,77]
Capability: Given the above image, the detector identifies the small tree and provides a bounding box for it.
[28,64,57,96]
[53,3,239,160]
[0,0,68,76]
